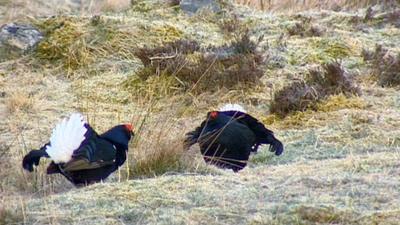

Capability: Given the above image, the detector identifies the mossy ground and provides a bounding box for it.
[0,1,400,224]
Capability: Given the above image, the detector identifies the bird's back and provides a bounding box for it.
[198,117,255,171]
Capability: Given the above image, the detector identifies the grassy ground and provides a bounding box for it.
[1,1,400,224]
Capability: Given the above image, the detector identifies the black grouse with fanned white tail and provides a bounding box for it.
[184,104,283,171]
[22,113,134,186]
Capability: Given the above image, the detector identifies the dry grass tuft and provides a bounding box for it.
[236,0,399,11]
[127,115,206,178]
[270,61,361,117]
[363,44,400,87]
[0,205,23,225]
[34,16,134,73]
[129,134,187,178]
[6,91,35,114]
[99,0,132,12]
[131,30,265,94]
[296,205,357,224]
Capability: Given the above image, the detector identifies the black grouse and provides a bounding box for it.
[184,104,283,172]
[22,113,133,186]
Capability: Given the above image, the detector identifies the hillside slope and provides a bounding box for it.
[1,1,400,224]
[26,152,400,224]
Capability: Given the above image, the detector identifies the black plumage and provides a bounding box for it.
[22,123,133,186]
[184,110,283,171]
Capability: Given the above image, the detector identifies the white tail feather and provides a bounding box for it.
[219,104,246,113]
[46,113,87,163]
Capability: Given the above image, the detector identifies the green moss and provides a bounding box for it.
[150,25,184,43]
[306,38,352,63]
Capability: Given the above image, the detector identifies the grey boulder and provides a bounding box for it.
[0,23,43,60]
[180,0,221,15]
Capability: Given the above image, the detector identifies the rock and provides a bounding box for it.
[180,0,221,15]
[0,23,43,60]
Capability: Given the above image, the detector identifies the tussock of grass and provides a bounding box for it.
[307,38,353,63]
[35,17,91,70]
[270,61,361,117]
[34,16,136,73]
[129,133,187,178]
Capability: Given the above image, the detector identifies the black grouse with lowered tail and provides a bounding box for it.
[22,113,134,186]
[184,104,283,172]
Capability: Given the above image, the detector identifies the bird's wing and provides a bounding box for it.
[72,138,116,163]
[61,138,117,172]
[237,113,283,155]
[62,157,114,172]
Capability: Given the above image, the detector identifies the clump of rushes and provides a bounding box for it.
[270,61,361,117]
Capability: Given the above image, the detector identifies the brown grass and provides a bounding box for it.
[0,205,23,225]
[6,91,35,114]
[128,119,188,178]
[236,0,399,11]
[1,1,400,224]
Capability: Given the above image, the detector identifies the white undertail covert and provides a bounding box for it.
[219,104,246,113]
[46,113,87,163]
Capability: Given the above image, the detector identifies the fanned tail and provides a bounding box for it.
[46,113,87,163]
[219,104,246,113]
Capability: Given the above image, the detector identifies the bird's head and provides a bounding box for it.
[100,123,134,151]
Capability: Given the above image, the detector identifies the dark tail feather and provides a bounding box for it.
[183,130,200,150]
[268,137,284,156]
[22,147,49,172]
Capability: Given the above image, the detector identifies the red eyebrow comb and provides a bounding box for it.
[210,111,218,119]
[124,124,133,132]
